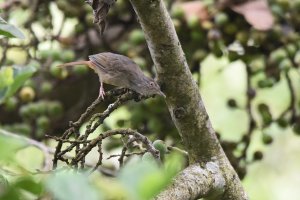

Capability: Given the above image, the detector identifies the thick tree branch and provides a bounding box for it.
[155,162,225,200]
[129,0,248,199]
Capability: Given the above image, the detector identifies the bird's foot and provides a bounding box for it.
[98,87,106,99]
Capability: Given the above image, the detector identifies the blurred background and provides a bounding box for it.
[0,0,300,199]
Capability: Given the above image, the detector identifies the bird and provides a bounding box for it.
[58,52,165,99]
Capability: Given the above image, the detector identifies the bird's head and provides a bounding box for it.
[137,77,165,98]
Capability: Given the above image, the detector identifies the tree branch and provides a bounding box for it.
[129,0,248,199]
[155,162,225,200]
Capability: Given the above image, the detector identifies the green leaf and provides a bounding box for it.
[46,171,101,200]
[14,177,43,195]
[0,67,14,89]
[0,65,36,103]
[118,153,183,200]
[0,17,25,39]
[119,158,163,200]
[0,131,27,162]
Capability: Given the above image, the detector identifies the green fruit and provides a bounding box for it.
[214,12,229,26]
[118,42,131,54]
[201,20,213,30]
[153,140,167,156]
[23,79,35,88]
[75,24,85,33]
[276,0,289,9]
[227,99,237,108]
[276,118,288,128]
[39,50,61,61]
[257,79,274,88]
[286,44,297,58]
[19,106,31,118]
[4,97,18,111]
[171,6,184,19]
[40,81,53,94]
[56,0,69,11]
[33,101,48,116]
[262,133,273,145]
[35,128,45,138]
[38,50,50,60]
[133,57,146,69]
[187,15,199,29]
[85,13,94,27]
[72,65,89,75]
[19,86,35,102]
[62,50,75,62]
[40,18,52,28]
[279,59,292,70]
[253,151,263,161]
[258,104,272,126]
[251,31,267,44]
[50,61,68,79]
[224,24,237,35]
[36,116,50,130]
[249,57,265,72]
[271,5,284,16]
[236,31,248,45]
[47,101,63,117]
[191,31,204,42]
[269,48,287,64]
[129,29,145,45]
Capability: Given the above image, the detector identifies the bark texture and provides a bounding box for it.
[129,0,248,199]
[155,162,225,200]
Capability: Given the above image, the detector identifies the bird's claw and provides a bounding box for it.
[98,87,106,99]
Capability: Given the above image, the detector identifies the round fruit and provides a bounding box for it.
[62,50,75,62]
[4,97,18,111]
[187,15,199,29]
[253,151,263,161]
[227,99,237,108]
[19,86,35,102]
[72,65,89,75]
[47,101,63,117]
[133,57,146,69]
[153,140,167,155]
[262,133,273,145]
[214,12,229,26]
[171,6,184,19]
[50,62,68,79]
[129,29,145,45]
[36,116,50,130]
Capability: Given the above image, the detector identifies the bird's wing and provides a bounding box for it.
[89,52,144,78]
[89,52,145,87]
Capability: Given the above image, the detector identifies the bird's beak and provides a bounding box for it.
[159,91,166,98]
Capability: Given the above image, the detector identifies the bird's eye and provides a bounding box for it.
[150,82,154,86]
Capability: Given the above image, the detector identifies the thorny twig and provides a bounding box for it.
[51,88,161,172]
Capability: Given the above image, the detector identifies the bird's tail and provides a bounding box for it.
[57,61,93,69]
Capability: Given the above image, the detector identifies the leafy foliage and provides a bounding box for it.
[0,17,25,39]
[0,65,36,103]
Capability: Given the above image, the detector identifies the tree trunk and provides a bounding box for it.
[129,0,248,199]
